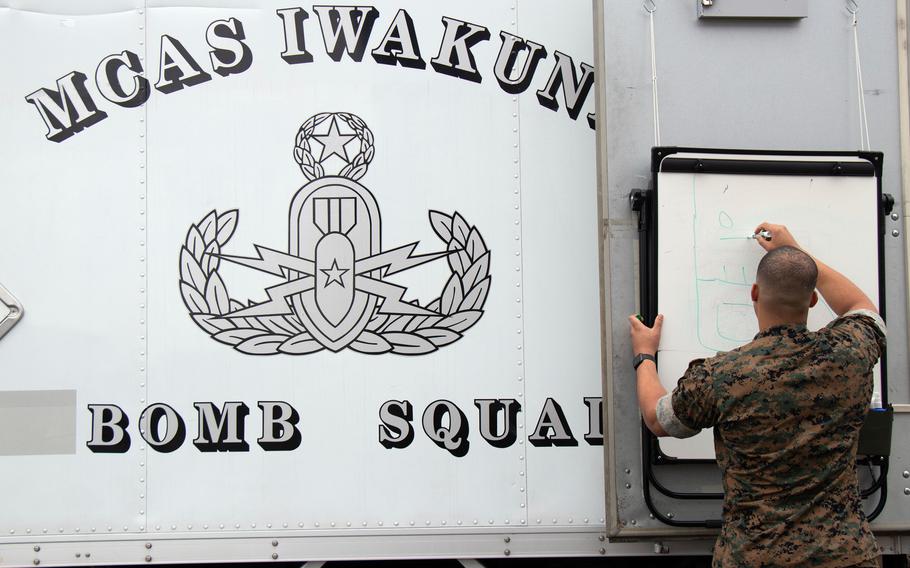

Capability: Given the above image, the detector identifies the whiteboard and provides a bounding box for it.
[655,152,883,460]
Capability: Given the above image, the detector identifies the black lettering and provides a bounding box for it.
[493,32,547,94]
[206,18,253,77]
[378,399,414,449]
[257,401,302,451]
[193,402,250,452]
[95,51,150,108]
[370,9,424,69]
[276,7,314,64]
[528,398,577,447]
[422,399,469,457]
[429,17,490,83]
[154,35,212,94]
[536,51,595,121]
[139,403,187,453]
[313,5,379,62]
[25,71,108,142]
[475,398,521,448]
[86,404,131,453]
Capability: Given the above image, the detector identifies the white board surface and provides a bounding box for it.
[656,153,882,460]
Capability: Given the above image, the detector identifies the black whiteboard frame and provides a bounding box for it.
[638,146,887,526]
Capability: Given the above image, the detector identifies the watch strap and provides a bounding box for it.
[633,353,657,370]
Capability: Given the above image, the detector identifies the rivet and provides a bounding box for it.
[145,556,152,563]
[902,470,909,478]
[283,523,288,528]
[219,524,225,529]
[631,520,638,526]
[272,553,278,560]
[378,521,383,527]
[624,469,631,474]
[904,487,910,495]
[625,483,632,489]
[599,548,606,555]
[145,543,152,549]
[503,549,511,556]
[329,522,334,527]
[893,229,901,237]
[314,522,319,528]
[346,522,351,527]
[86,553,91,558]
[457,521,462,525]
[504,536,511,544]
[34,546,40,552]
[76,553,81,558]
[584,518,590,523]
[666,513,674,519]
[598,535,605,542]
[520,503,525,508]
[204,524,209,529]
[891,212,900,221]
[266,523,271,528]
[33,560,40,566]
[473,520,478,525]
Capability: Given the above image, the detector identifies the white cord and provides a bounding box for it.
[850,3,871,150]
[645,0,661,146]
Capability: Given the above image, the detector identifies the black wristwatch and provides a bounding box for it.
[633,353,656,370]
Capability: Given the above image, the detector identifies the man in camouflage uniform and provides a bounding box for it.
[629,222,885,567]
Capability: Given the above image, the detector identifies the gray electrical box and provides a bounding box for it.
[697,0,809,19]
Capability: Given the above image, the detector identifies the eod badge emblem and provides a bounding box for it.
[179,113,491,355]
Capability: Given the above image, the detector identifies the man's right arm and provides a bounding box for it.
[753,222,878,316]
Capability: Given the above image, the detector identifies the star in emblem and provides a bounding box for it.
[320,259,349,287]
[314,118,355,162]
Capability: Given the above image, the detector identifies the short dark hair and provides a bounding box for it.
[756,246,818,312]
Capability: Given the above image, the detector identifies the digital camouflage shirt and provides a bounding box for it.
[656,310,886,568]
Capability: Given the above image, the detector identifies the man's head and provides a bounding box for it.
[751,246,819,323]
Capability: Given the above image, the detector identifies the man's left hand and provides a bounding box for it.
[629,314,664,355]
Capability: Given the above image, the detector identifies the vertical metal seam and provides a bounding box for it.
[591,0,619,538]
[513,0,529,528]
[139,0,149,535]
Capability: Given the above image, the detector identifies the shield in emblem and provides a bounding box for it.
[288,176,381,351]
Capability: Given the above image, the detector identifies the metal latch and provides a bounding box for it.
[0,283,24,341]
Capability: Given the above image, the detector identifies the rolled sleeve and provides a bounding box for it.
[827,309,887,365]
[667,358,719,433]
[656,393,699,438]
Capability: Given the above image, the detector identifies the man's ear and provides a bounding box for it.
[809,290,818,308]
[751,283,759,303]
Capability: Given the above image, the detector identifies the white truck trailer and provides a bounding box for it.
[0,0,907,565]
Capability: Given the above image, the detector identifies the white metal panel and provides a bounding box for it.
[0,2,146,536]
[0,0,604,559]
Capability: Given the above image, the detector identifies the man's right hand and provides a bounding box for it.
[753,222,801,252]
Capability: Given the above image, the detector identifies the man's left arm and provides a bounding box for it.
[629,314,669,437]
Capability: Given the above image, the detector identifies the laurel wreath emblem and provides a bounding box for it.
[179,209,490,356]
[293,112,375,181]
